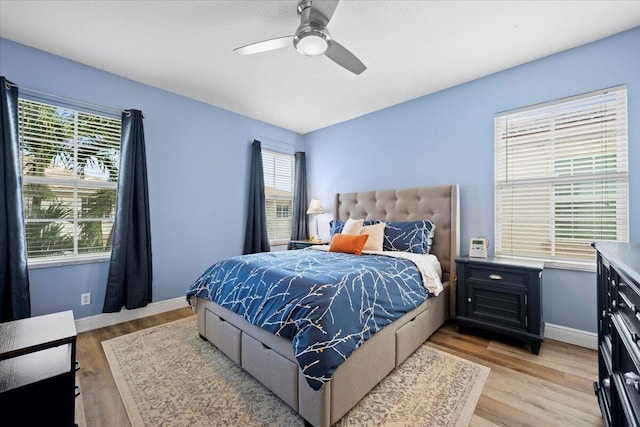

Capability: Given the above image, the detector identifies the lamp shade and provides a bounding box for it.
[306,198,325,215]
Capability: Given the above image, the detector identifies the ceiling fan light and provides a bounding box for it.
[296,33,328,56]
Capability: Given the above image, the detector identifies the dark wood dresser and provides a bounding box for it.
[593,242,640,426]
[456,256,544,354]
[0,310,78,426]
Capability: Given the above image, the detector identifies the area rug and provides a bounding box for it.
[103,317,489,426]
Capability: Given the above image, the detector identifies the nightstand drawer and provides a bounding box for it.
[467,266,526,287]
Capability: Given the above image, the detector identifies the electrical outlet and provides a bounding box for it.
[81,293,91,306]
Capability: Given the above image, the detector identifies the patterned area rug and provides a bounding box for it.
[103,317,489,427]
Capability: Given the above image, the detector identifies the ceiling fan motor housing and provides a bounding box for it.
[294,22,331,56]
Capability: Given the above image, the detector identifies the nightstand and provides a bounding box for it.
[456,256,544,354]
[289,239,328,250]
[0,310,78,426]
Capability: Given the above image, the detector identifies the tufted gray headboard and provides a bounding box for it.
[334,185,460,316]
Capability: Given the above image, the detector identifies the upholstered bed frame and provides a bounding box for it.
[195,184,460,426]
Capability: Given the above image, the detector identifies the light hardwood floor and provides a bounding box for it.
[429,324,603,427]
[77,307,195,427]
[77,308,603,427]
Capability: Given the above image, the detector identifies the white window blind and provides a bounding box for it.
[495,86,628,268]
[262,149,294,244]
[18,98,121,263]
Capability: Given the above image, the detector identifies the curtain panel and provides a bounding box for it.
[289,151,308,247]
[103,109,152,312]
[0,76,31,321]
[243,139,270,254]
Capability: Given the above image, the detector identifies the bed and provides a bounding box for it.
[188,184,459,426]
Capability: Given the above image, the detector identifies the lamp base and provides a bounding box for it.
[313,215,321,243]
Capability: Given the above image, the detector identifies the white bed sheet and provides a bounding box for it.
[309,246,444,296]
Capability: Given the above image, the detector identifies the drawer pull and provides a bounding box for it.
[619,291,639,314]
[631,333,640,344]
[489,274,503,280]
[623,372,640,394]
[467,297,472,303]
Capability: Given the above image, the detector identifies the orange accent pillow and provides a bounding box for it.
[329,234,369,255]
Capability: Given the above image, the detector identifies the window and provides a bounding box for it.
[494,86,628,269]
[262,149,294,244]
[18,98,121,263]
[276,203,290,218]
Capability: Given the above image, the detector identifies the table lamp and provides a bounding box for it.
[306,199,325,242]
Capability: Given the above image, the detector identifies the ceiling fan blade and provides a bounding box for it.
[325,40,366,75]
[233,35,294,55]
[309,0,340,27]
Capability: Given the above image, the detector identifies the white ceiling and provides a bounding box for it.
[1,1,639,134]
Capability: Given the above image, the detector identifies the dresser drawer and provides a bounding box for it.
[467,266,526,287]
[612,314,640,426]
[595,377,613,427]
[618,274,640,339]
[613,363,640,426]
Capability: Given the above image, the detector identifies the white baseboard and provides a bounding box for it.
[75,296,190,333]
[544,322,597,350]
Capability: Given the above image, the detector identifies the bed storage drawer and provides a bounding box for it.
[205,309,241,365]
[241,333,298,410]
[395,308,430,366]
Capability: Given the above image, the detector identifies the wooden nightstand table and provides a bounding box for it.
[456,256,544,354]
[289,239,329,250]
[0,310,78,426]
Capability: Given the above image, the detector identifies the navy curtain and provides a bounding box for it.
[289,151,308,247]
[0,77,31,321]
[243,140,270,254]
[103,110,152,312]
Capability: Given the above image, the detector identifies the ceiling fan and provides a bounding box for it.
[233,0,366,75]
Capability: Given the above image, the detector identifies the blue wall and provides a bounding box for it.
[0,38,303,319]
[304,27,640,333]
[2,26,638,332]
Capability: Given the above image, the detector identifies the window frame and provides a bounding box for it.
[494,85,629,271]
[18,97,122,268]
[261,148,295,246]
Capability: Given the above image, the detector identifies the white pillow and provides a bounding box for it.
[360,223,386,251]
[341,218,364,235]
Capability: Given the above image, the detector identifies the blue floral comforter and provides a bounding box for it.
[186,248,430,390]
